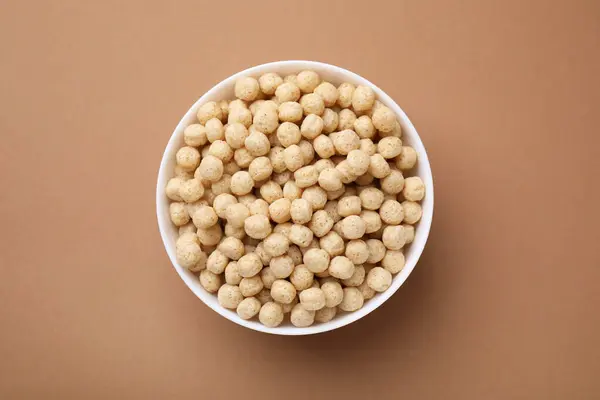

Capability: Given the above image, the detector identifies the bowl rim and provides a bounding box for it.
[156,60,434,335]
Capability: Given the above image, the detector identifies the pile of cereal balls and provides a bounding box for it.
[165,70,425,328]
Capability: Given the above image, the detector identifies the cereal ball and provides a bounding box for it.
[338,287,364,312]
[293,166,318,189]
[229,108,254,128]
[197,224,223,246]
[258,72,283,95]
[290,198,313,224]
[366,239,386,263]
[379,200,404,225]
[314,82,338,107]
[300,94,324,116]
[318,168,344,195]
[184,124,208,147]
[319,231,345,257]
[175,239,202,268]
[326,186,346,202]
[169,202,190,226]
[271,280,297,304]
[353,115,375,139]
[395,146,418,170]
[329,256,355,279]
[382,225,406,250]
[352,85,375,112]
[308,210,334,238]
[310,137,333,161]
[378,137,403,159]
[324,201,341,224]
[337,110,356,132]
[368,154,390,179]
[178,179,204,203]
[199,269,222,293]
[339,215,366,240]
[256,288,273,305]
[268,146,286,174]
[372,106,396,132]
[314,306,337,323]
[225,261,243,285]
[358,140,375,157]
[296,70,321,93]
[359,187,384,210]
[303,248,330,274]
[244,214,272,239]
[205,118,225,143]
[345,240,369,265]
[244,131,270,157]
[299,288,326,311]
[289,303,314,327]
[357,280,376,300]
[233,148,254,168]
[403,224,415,244]
[367,267,392,292]
[237,297,261,320]
[237,253,263,278]
[402,176,425,201]
[288,245,303,266]
[300,238,320,255]
[402,201,423,224]
[224,123,249,149]
[275,81,301,103]
[278,101,303,123]
[320,281,343,308]
[298,140,315,164]
[229,99,248,111]
[280,182,300,203]
[224,223,245,241]
[346,150,369,176]
[207,249,229,274]
[275,122,300,148]
[197,101,223,124]
[198,155,224,182]
[211,174,232,196]
[253,106,279,134]
[213,193,237,218]
[264,199,289,224]
[248,199,269,218]
[217,284,244,309]
[342,265,366,287]
[208,140,233,163]
[218,236,245,260]
[297,115,322,141]
[354,173,373,186]
[382,250,405,274]
[259,180,283,203]
[289,224,314,247]
[332,129,360,155]
[179,222,196,236]
[381,170,405,195]
[269,255,294,279]
[176,146,201,171]
[337,83,355,108]
[322,108,339,133]
[228,171,253,196]
[288,265,312,291]
[174,165,194,180]
[271,171,291,187]
[337,196,361,217]
[239,275,264,297]
[301,186,328,211]
[243,160,270,185]
[259,302,284,327]
[263,233,290,257]
[283,144,304,172]
[235,76,260,101]
[260,267,277,289]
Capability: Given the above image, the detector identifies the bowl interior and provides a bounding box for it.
[156,61,433,335]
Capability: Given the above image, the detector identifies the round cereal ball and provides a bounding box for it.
[176,146,201,171]
[296,70,320,93]
[233,148,254,168]
[247,157,272,182]
[179,179,205,203]
[259,301,284,327]
[313,135,335,159]
[225,261,243,285]
[337,196,361,217]
[237,253,263,278]
[245,131,270,157]
[368,154,391,179]
[272,171,292,186]
[357,280,376,300]
[197,224,223,247]
[199,269,222,293]
[382,225,406,250]
[253,106,279,134]
[342,264,366,287]
[169,202,190,226]
[258,72,283,95]
[198,155,224,182]
[324,200,341,223]
[276,122,301,147]
[315,306,337,323]
[224,223,246,240]
[289,224,314,247]
[352,85,375,112]
[248,198,270,217]
[332,129,360,155]
[290,265,314,291]
[322,108,339,133]
[359,138,377,156]
[395,146,418,170]
[359,187,384,210]
[218,236,245,260]
[353,115,375,139]
[367,267,392,292]
[346,149,370,176]
[338,109,357,131]
[366,239,386,263]
[238,193,257,207]
[299,287,326,311]
[382,250,405,274]
[401,201,422,224]
[205,118,225,143]
[290,198,313,224]
[345,240,369,265]
[269,255,294,279]
[229,171,253,196]
[228,106,253,127]
[303,248,330,274]
[179,222,197,236]
[283,144,304,172]
[197,101,223,124]
[217,284,244,309]
[378,137,403,159]
[381,170,405,195]
[379,200,404,225]
[300,114,324,139]
[329,256,355,279]
[283,181,303,201]
[288,245,303,265]
[207,249,229,274]
[298,139,315,164]
[301,186,328,211]
[308,210,334,238]
[314,81,338,107]
[294,166,319,189]
[268,198,291,224]
[290,303,315,327]
[237,297,261,320]
[184,124,208,147]
[208,140,233,163]
[278,101,303,123]
[335,161,356,185]
[211,192,235,218]
[402,176,425,201]
[300,93,325,116]
[229,99,248,111]
[321,281,344,308]
[271,279,297,304]
[176,241,202,268]
[337,82,355,108]
[314,159,335,174]
[259,180,283,203]
[239,275,264,297]
[354,173,374,186]
[235,76,260,101]
[165,177,185,201]
[260,266,277,289]
[372,106,396,132]
[338,287,364,311]
[224,123,249,149]
[402,224,415,244]
[244,214,272,239]
[315,168,341,192]
[339,215,366,240]
[256,288,273,305]
[381,119,402,138]
[319,231,345,257]
[211,174,232,196]
[263,233,290,257]
[275,82,301,103]
[177,230,199,247]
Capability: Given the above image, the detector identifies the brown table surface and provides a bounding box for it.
[1,1,599,399]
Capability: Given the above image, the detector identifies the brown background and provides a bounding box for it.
[1,0,599,399]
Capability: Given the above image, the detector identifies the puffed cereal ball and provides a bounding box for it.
[357,280,376,300]
[218,284,244,309]
[301,186,328,210]
[275,82,301,103]
[259,302,284,327]
[165,177,185,200]
[296,70,321,93]
[283,181,303,201]
[300,114,324,139]
[319,231,345,257]
[283,144,304,172]
[290,303,315,327]
[278,101,303,123]
[403,224,415,244]
[353,115,375,139]
[239,275,264,297]
[211,174,232,196]
[224,123,248,149]
[237,297,261,320]
[248,199,269,218]
[304,210,331,238]
[345,239,369,265]
[218,100,229,121]
[184,124,208,147]
[259,180,283,203]
[294,166,318,188]
[359,138,377,156]
[338,287,364,312]
[197,224,223,247]
[253,106,279,134]
[244,214,272,239]
[237,253,263,278]
[256,288,273,305]
[342,265,366,287]
[378,136,403,159]
[300,93,325,116]
[314,81,338,107]
[276,122,301,147]
[346,149,370,176]
[337,82,355,108]
[244,131,270,157]
[235,77,260,101]
[289,224,314,247]
[303,248,330,274]
[314,306,337,323]
[379,200,404,225]
[233,148,254,168]
[254,243,271,268]
[199,269,222,293]
[228,106,253,127]
[299,288,326,311]
[179,222,196,236]
[339,215,366,240]
[381,170,405,195]
[267,198,290,224]
[198,155,224,182]
[313,135,335,159]
[169,202,190,226]
[382,225,406,250]
[192,204,219,229]
[298,139,315,164]
[382,250,405,274]
[352,85,375,112]
[176,146,201,171]
[324,200,342,223]
[322,108,339,133]
[395,146,418,170]
[359,187,384,210]
[207,249,229,274]
[219,236,245,260]
[329,256,355,280]
[271,279,297,304]
[205,118,225,143]
[262,233,289,257]
[338,108,357,131]
[319,281,343,308]
[225,261,243,285]
[366,239,386,263]
[247,157,272,182]
[179,179,205,204]
[372,106,396,132]
[290,198,313,224]
[197,101,223,124]
[401,201,423,224]
[288,245,303,265]
[272,171,292,186]
[367,267,392,292]
[229,171,253,196]
[268,256,294,280]
[176,240,202,269]
[366,154,389,179]
[288,265,313,291]
[260,266,277,288]
[225,223,246,240]
[331,129,360,155]
[258,72,283,95]
[402,176,425,201]
[337,196,361,217]
[209,140,233,163]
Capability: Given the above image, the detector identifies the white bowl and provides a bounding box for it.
[156,60,434,335]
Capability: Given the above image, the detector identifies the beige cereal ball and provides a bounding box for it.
[290,265,315,291]
[211,174,232,196]
[275,82,301,103]
[382,250,405,274]
[319,231,345,257]
[329,256,355,280]
[253,106,279,134]
[179,222,196,236]
[342,264,366,287]
[225,261,243,285]
[229,99,248,111]
[307,210,333,238]
[290,304,315,327]
[205,118,225,143]
[382,225,406,250]
[345,239,369,264]
[218,236,245,260]
[289,224,314,247]
[402,201,423,224]
[229,171,254,196]
[276,122,301,147]
[355,173,374,186]
[339,215,366,240]
[395,146,418,170]
[259,302,284,327]
[257,288,273,305]
[282,144,304,172]
[322,108,339,133]
[278,101,303,123]
[299,288,326,311]
[314,160,335,175]
[272,171,291,186]
[248,199,270,217]
[269,255,294,279]
[314,81,338,107]
[332,129,360,155]
[263,233,290,257]
[218,284,244,310]
[237,253,263,278]
[357,280,376,300]
[352,85,375,112]
[224,223,245,240]
[346,149,370,176]
[379,200,404,225]
[184,124,208,147]
[368,154,391,179]
[312,135,334,159]
[284,74,298,85]
[303,248,330,274]
[266,198,290,224]
[228,106,253,127]
[224,123,249,149]
[244,214,272,239]
[338,287,364,312]
[378,137,403,159]
[247,158,271,183]
[403,224,415,244]
[300,94,325,116]
[282,181,303,202]
[258,72,283,95]
[233,148,254,168]
[290,198,313,224]
[296,70,321,93]
[337,82,355,108]
[244,131,270,157]
[268,146,286,173]
[174,165,194,179]
[207,249,229,274]
[321,281,344,308]
[197,224,223,247]
[165,178,184,201]
[259,180,283,203]
[300,238,320,255]
[197,101,223,124]
[315,306,337,323]
[255,243,272,266]
[381,170,405,195]
[176,146,201,171]
[293,166,318,189]
[199,269,222,293]
[235,76,260,101]
[353,115,376,139]
[260,266,277,289]
[176,240,202,269]
[298,140,315,165]
[324,201,341,223]
[299,114,323,140]
[198,155,224,182]
[301,186,328,211]
[169,202,190,226]
[367,267,392,292]
[372,106,396,132]
[337,109,357,131]
[213,193,237,218]
[359,138,377,156]
[359,187,384,210]
[271,279,297,304]
[239,276,264,297]
[236,297,261,320]
[366,239,386,263]
[208,140,233,162]
[288,245,303,265]
[179,179,205,203]
[402,176,425,201]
